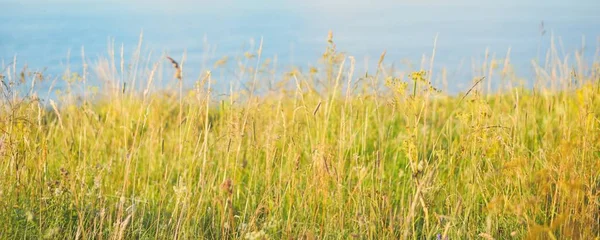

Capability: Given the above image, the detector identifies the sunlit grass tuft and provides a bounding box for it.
[0,33,599,239]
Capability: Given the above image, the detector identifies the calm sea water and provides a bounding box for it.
[1,0,599,93]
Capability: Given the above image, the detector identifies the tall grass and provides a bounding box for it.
[0,33,599,239]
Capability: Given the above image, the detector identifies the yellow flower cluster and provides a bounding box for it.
[409,70,427,82]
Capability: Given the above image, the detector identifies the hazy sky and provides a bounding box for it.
[5,0,599,13]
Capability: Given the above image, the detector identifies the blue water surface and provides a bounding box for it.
[1,0,599,94]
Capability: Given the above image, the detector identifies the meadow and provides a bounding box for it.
[1,33,599,239]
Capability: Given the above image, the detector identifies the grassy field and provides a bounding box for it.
[1,35,599,239]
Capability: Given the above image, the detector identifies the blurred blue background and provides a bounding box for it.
[1,0,599,92]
